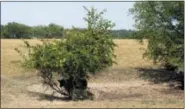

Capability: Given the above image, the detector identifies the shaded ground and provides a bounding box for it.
[136,67,184,89]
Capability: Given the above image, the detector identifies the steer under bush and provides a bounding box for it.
[58,78,92,100]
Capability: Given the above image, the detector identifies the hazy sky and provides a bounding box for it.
[2,2,135,30]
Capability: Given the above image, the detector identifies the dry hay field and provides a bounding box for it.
[1,39,184,108]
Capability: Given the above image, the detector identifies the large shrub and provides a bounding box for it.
[130,1,184,71]
[15,6,116,100]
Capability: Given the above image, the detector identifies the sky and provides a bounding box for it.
[1,2,135,30]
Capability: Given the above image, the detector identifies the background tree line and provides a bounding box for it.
[1,22,135,39]
[1,22,64,39]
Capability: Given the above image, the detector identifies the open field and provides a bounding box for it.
[1,39,184,108]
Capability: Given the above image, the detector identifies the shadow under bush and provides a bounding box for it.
[136,67,184,90]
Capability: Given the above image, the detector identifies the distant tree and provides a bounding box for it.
[1,23,64,39]
[2,22,31,39]
[46,23,64,38]
[1,25,7,38]
[111,29,135,39]
[31,25,48,38]
[130,1,184,71]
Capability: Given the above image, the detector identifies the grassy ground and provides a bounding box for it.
[1,39,184,108]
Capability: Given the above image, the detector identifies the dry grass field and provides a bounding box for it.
[1,39,184,108]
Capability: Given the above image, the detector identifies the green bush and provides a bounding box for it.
[130,2,184,71]
[15,6,116,100]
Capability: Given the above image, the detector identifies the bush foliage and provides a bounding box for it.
[130,1,184,71]
[15,6,116,100]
